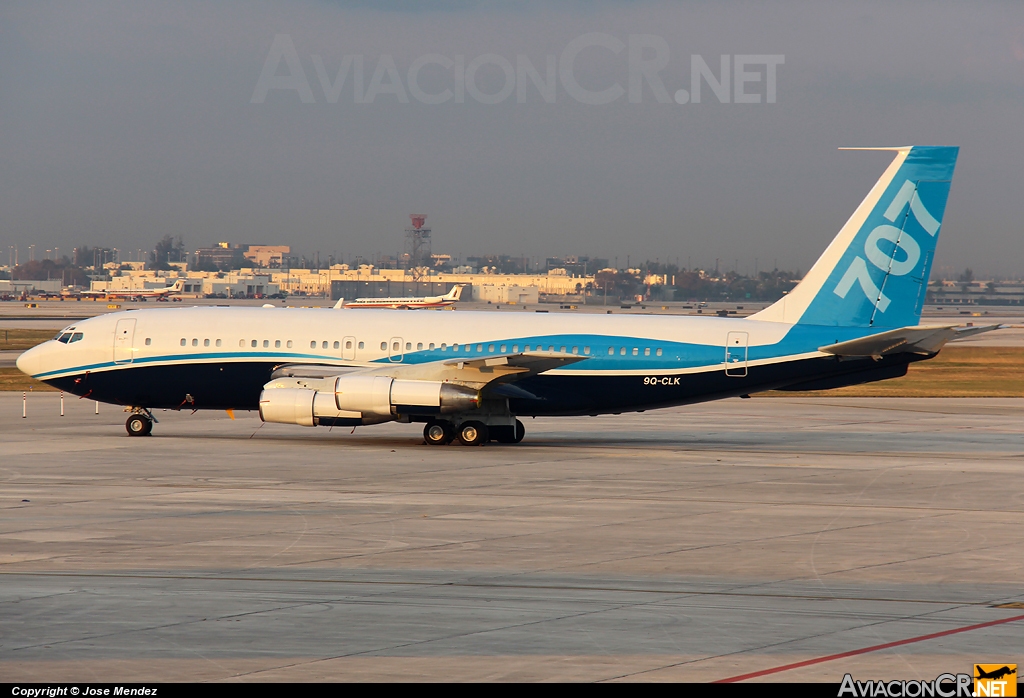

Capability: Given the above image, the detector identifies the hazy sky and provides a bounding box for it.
[2,1,1023,275]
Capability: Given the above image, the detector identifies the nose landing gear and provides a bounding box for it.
[124,407,157,436]
[126,414,152,436]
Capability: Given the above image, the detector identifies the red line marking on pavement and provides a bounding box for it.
[715,612,1024,683]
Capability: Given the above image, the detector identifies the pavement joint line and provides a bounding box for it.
[534,511,956,575]
[3,570,1007,607]
[714,611,1024,683]
[605,600,1011,682]
[225,587,689,681]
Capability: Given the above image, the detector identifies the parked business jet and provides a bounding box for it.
[77,279,186,301]
[17,147,996,445]
[337,284,464,309]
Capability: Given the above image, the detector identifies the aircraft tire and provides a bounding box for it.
[492,420,526,444]
[423,421,454,446]
[457,421,488,447]
[126,414,152,437]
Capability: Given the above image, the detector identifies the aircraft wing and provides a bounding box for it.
[270,351,588,400]
[819,324,1002,359]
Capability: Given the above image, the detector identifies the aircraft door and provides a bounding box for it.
[388,336,403,362]
[725,331,748,377]
[342,336,356,361]
[113,318,137,364]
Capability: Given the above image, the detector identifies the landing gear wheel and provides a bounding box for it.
[512,419,525,443]
[423,421,454,446]
[126,414,152,436]
[456,421,488,446]
[492,419,526,444]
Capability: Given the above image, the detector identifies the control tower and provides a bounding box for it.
[403,214,432,275]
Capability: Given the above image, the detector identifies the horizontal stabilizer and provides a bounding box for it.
[819,324,1001,359]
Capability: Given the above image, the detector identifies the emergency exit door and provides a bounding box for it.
[725,331,748,377]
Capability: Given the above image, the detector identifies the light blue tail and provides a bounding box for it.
[751,146,958,328]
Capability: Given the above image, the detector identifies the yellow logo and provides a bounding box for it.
[975,665,1017,697]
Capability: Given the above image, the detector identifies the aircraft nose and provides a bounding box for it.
[16,344,44,377]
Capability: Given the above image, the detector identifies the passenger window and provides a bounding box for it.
[620,347,626,355]
[512,344,518,352]
[548,345,554,352]
[572,346,578,354]
[476,344,483,352]
[405,342,411,351]
[192,339,198,347]
[608,347,614,355]
[345,340,352,349]
[216,339,222,347]
[393,342,400,351]
[240,340,246,348]
[488,344,495,352]
[251,340,257,348]
[334,341,340,349]
[560,346,566,353]
[286,340,292,348]
[263,340,269,348]
[524,345,530,352]
[417,342,423,350]
[145,338,152,346]
[322,341,328,349]
[204,339,210,347]
[428,343,434,350]
[584,346,590,355]
[644,347,650,356]
[656,348,663,356]
[275,340,281,348]
[440,343,447,350]
[180,338,186,346]
[310,341,316,349]
[381,342,387,350]
[632,347,638,356]
[500,344,506,352]
[358,341,364,349]
[453,344,459,351]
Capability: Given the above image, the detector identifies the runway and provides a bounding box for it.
[2,394,1023,682]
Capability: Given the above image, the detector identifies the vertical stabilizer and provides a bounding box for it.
[750,146,958,328]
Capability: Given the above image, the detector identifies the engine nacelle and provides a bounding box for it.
[334,376,479,415]
[258,387,316,427]
[259,378,481,427]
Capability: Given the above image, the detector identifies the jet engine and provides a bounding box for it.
[258,376,480,427]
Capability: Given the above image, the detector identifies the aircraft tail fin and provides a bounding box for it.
[749,146,958,328]
[444,285,464,301]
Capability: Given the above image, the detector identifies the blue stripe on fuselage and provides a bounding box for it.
[31,324,883,380]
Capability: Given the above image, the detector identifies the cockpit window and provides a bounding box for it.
[54,326,76,343]
[69,332,84,343]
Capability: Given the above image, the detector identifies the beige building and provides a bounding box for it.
[243,245,290,267]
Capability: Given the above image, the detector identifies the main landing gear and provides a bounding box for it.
[423,419,525,446]
[125,407,157,436]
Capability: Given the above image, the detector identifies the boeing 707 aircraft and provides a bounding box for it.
[17,146,996,445]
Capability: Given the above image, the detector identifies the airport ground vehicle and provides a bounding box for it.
[17,147,996,444]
